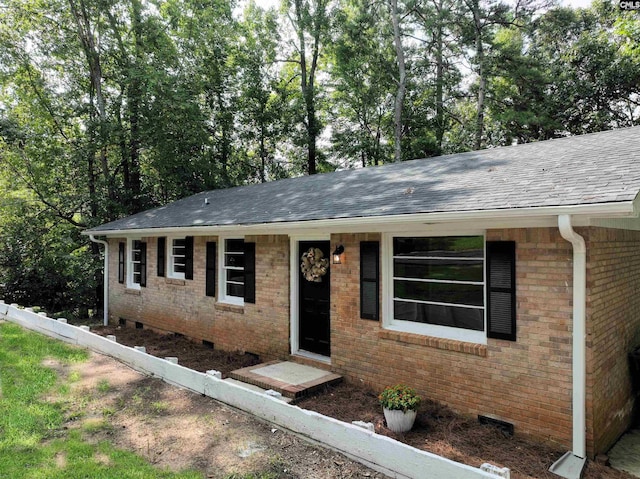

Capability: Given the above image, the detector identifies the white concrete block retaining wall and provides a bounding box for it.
[0,301,496,479]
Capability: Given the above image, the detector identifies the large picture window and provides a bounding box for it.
[391,235,485,336]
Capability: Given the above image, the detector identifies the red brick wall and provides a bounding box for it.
[330,229,575,451]
[108,235,290,359]
[586,227,640,455]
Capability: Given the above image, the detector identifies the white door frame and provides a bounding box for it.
[289,234,331,363]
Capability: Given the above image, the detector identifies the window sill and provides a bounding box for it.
[165,278,186,286]
[378,329,487,357]
[214,302,244,314]
[124,288,141,296]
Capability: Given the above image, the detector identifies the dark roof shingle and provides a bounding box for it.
[86,127,640,233]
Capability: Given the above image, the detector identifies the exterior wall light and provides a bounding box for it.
[332,245,345,264]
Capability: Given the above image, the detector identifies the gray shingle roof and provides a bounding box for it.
[86,127,640,233]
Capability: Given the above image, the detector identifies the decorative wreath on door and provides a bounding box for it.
[300,247,329,282]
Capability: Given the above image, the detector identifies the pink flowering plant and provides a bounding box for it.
[378,384,421,412]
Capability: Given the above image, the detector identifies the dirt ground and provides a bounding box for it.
[91,324,635,479]
[45,351,385,479]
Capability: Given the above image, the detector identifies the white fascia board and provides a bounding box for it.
[81,200,637,238]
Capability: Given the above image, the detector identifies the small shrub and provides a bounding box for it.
[378,384,421,412]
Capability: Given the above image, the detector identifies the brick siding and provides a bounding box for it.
[108,235,290,359]
[107,226,640,456]
[586,227,640,455]
[330,229,574,451]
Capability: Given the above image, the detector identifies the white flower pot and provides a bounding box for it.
[383,408,417,433]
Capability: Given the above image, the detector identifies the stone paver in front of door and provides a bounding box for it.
[228,360,342,399]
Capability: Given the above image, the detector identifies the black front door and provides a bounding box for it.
[299,241,331,356]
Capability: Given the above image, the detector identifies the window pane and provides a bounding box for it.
[174,264,186,273]
[225,253,245,268]
[394,301,483,331]
[226,239,244,252]
[132,240,141,262]
[394,258,483,282]
[173,238,186,248]
[394,236,484,258]
[227,283,244,298]
[394,280,484,306]
[226,269,245,284]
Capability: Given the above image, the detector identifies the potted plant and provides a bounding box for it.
[379,384,421,433]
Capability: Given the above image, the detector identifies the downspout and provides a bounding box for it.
[89,235,109,327]
[551,215,587,479]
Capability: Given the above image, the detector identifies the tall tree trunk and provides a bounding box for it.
[68,0,107,311]
[434,0,445,151]
[390,0,405,163]
[260,127,267,183]
[472,0,485,150]
[128,0,143,212]
[293,0,325,176]
[68,0,114,203]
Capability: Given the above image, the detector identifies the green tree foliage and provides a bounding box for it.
[0,0,638,316]
[281,0,333,175]
[328,0,395,167]
[234,2,292,182]
[0,197,97,316]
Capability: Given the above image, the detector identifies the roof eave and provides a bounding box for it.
[81,200,637,238]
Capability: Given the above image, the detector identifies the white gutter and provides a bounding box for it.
[80,201,636,238]
[89,235,109,327]
[551,215,587,479]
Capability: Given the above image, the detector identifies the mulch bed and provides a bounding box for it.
[90,324,633,479]
[92,325,260,375]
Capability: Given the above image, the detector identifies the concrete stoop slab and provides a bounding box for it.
[228,360,342,399]
[222,378,293,403]
[609,429,640,478]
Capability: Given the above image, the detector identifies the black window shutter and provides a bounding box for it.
[244,242,256,304]
[205,241,217,297]
[139,241,147,287]
[157,237,166,277]
[185,236,194,280]
[360,241,380,320]
[487,241,516,341]
[118,242,125,284]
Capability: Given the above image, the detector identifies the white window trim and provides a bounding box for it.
[166,236,186,280]
[218,236,245,306]
[126,237,142,290]
[381,232,488,345]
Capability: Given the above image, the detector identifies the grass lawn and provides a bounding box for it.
[0,321,201,479]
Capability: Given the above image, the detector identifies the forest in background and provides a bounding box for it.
[0,0,638,317]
